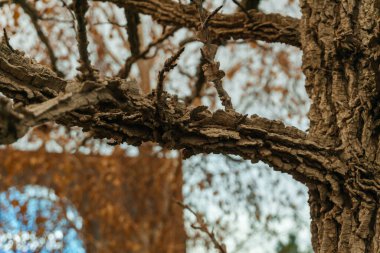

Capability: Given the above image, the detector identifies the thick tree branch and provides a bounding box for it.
[96,0,301,48]
[0,43,66,105]
[0,41,337,183]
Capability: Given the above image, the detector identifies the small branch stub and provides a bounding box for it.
[156,47,185,102]
[2,29,14,52]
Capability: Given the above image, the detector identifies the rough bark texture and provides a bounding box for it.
[0,0,380,252]
[0,42,336,183]
[96,0,301,47]
[301,0,380,252]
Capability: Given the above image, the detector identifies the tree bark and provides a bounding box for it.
[96,0,301,47]
[0,0,379,252]
[301,0,380,252]
[308,185,380,253]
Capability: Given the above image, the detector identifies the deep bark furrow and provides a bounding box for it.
[302,0,380,159]
[301,0,380,252]
[309,184,379,253]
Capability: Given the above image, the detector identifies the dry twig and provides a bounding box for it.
[176,201,227,253]
[2,29,14,52]
[232,0,253,22]
[119,27,179,79]
[196,4,233,110]
[184,55,207,104]
[156,47,185,102]
[15,0,64,77]
[125,8,140,57]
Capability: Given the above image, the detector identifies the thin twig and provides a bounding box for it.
[156,47,185,101]
[202,4,223,28]
[93,19,126,27]
[232,0,253,22]
[16,0,64,77]
[184,56,206,104]
[119,27,179,79]
[125,8,140,57]
[176,201,227,253]
[73,0,96,81]
[2,29,14,52]
[60,0,76,25]
[197,4,233,110]
[38,17,72,23]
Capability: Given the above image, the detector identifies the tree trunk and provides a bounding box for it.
[301,0,380,252]
[308,184,380,253]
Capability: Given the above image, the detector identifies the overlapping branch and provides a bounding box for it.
[119,26,178,79]
[95,0,301,48]
[184,56,206,104]
[14,0,64,77]
[156,47,185,102]
[177,202,227,253]
[197,4,233,111]
[0,41,338,183]
[73,0,96,81]
[125,8,140,57]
